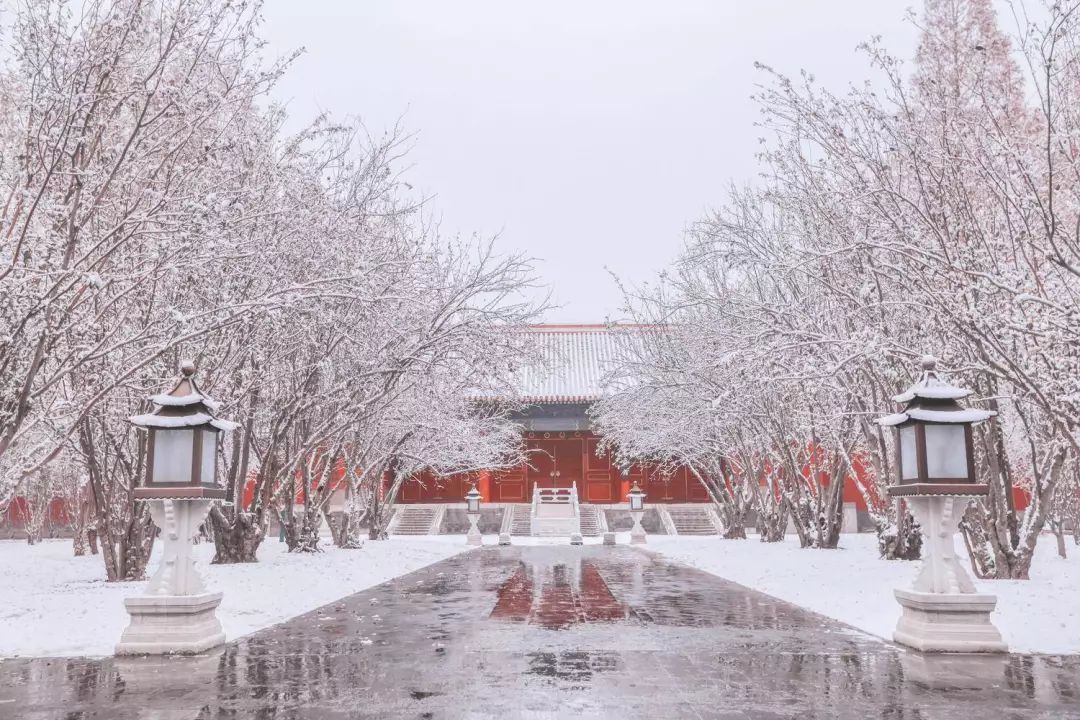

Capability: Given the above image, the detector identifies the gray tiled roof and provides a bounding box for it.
[516,325,628,403]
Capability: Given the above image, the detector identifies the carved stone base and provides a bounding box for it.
[498,532,512,546]
[570,532,583,545]
[630,511,646,544]
[602,532,616,546]
[893,589,1007,653]
[899,650,1008,689]
[116,592,225,656]
[466,514,482,546]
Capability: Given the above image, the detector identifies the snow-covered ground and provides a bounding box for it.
[648,532,1080,655]
[0,536,469,658]
[3,532,1076,658]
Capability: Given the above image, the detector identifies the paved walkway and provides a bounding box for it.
[2,545,1079,719]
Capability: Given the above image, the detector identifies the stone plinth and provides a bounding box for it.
[602,531,616,545]
[466,513,482,546]
[894,589,1007,653]
[899,650,1008,689]
[116,592,225,655]
[630,511,646,544]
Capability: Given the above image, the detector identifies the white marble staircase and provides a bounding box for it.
[664,506,720,536]
[509,504,533,536]
[578,504,603,537]
[389,506,442,535]
[530,485,581,537]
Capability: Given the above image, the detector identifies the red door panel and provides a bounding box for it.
[554,438,584,489]
[495,471,527,502]
[527,439,556,491]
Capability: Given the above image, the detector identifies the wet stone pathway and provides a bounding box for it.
[2,545,1079,719]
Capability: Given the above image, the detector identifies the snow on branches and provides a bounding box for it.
[0,0,542,572]
[597,0,1080,573]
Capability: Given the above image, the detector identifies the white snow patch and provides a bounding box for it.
[129,412,239,431]
[648,532,1080,655]
[150,393,221,411]
[0,536,470,658]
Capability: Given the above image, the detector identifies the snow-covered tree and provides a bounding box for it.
[0,0,542,578]
[600,0,1078,574]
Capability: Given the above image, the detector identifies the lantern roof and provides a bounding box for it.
[877,356,995,428]
[130,361,239,432]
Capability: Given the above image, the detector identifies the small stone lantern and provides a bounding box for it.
[627,481,646,544]
[877,356,1006,653]
[465,482,482,546]
[116,362,238,656]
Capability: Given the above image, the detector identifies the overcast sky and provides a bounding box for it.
[259,1,922,322]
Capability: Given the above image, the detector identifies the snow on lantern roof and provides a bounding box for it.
[892,355,973,403]
[512,324,640,404]
[877,356,995,427]
[130,361,238,432]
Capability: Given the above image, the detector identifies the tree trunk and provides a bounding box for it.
[285,505,323,553]
[97,504,157,582]
[208,504,265,563]
[1050,516,1067,560]
[722,522,747,540]
[876,505,921,561]
[72,531,87,556]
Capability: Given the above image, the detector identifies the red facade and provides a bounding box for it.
[398,431,710,504]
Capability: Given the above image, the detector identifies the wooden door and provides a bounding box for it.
[493,468,527,502]
[527,439,557,492]
[553,438,584,490]
[585,436,616,502]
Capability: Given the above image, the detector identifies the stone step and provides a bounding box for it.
[667,508,718,536]
[391,508,438,535]
[510,505,532,536]
[579,505,601,536]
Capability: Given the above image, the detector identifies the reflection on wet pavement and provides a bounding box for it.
[1,545,1079,719]
[492,559,628,628]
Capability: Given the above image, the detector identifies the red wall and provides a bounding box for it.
[398,432,709,504]
[395,432,1035,510]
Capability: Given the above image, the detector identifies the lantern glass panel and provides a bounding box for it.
[152,429,194,484]
[924,424,968,479]
[200,429,218,486]
[630,494,643,511]
[899,426,918,481]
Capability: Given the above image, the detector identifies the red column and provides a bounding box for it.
[479,470,492,502]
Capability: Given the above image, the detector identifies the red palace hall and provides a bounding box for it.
[394,324,877,538]
[398,324,710,506]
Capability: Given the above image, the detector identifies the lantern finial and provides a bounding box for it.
[180,360,196,377]
[919,355,937,372]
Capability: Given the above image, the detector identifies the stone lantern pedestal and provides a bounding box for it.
[466,513,482,546]
[629,511,646,544]
[891,495,1006,653]
[116,498,225,655]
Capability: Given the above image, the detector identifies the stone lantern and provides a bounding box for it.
[465,482,483,546]
[627,481,646,545]
[116,362,238,656]
[877,356,1006,653]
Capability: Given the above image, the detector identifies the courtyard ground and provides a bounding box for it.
[1,531,1076,658]
[1,545,1077,719]
[0,536,467,658]
[647,532,1080,655]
